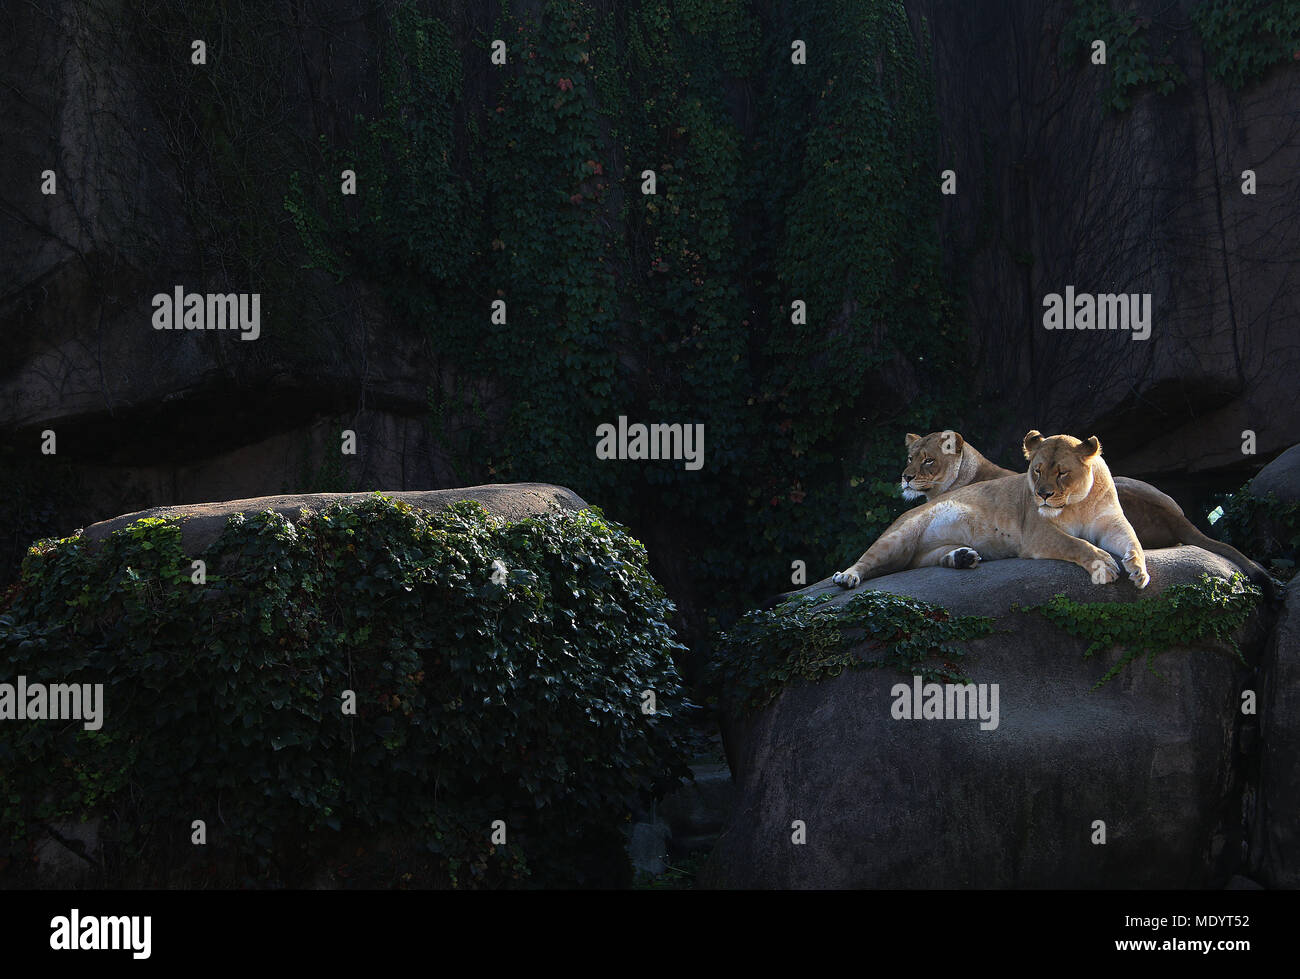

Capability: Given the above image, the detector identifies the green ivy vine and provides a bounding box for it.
[1066,0,1300,111]
[709,590,995,715]
[1020,572,1262,688]
[1193,0,1300,90]
[281,0,969,649]
[0,497,692,888]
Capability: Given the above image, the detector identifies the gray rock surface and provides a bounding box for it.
[1250,574,1300,888]
[80,483,588,555]
[908,0,1300,475]
[33,818,101,887]
[0,1,492,558]
[1248,443,1300,503]
[625,820,671,877]
[701,546,1269,889]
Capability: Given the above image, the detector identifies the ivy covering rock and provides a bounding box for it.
[1020,572,1261,688]
[710,591,995,714]
[0,496,692,888]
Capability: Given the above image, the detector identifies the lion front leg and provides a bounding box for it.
[833,531,915,589]
[1097,517,1148,589]
[1022,521,1121,584]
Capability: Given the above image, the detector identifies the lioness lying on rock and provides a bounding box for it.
[900,430,1273,595]
[833,431,1148,589]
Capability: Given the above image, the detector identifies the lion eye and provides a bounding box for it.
[923,459,934,468]
[1034,466,1041,475]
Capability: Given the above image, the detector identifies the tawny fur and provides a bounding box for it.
[834,431,1148,590]
[900,430,1274,595]
[901,431,1009,501]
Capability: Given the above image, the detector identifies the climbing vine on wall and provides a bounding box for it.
[1066,0,1300,111]
[1193,0,1300,91]
[283,0,969,649]
[1065,1,1186,111]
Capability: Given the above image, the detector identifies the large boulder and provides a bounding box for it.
[24,481,587,886]
[701,546,1270,889]
[79,483,587,556]
[1246,440,1300,884]
[6,480,694,889]
[1224,441,1300,567]
[1248,443,1300,503]
[1250,574,1300,888]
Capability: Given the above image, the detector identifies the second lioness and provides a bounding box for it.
[901,430,1273,594]
[833,431,1147,589]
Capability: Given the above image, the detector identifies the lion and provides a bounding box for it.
[833,431,1147,589]
[900,430,1273,595]
[900,430,1009,500]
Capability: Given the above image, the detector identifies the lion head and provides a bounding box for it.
[1022,430,1101,518]
[901,431,965,500]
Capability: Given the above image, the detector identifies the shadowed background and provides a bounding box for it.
[3,0,1297,668]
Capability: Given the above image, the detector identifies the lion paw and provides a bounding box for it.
[1124,550,1149,589]
[1088,552,1121,584]
[941,547,981,569]
[833,569,861,589]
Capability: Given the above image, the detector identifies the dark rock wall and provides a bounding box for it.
[1,1,479,552]
[907,0,1300,474]
[2,0,1297,595]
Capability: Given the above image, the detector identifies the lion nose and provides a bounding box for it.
[1037,488,1052,501]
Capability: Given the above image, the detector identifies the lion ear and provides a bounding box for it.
[1081,435,1102,459]
[945,431,965,454]
[1022,430,1044,459]
[905,433,921,447]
